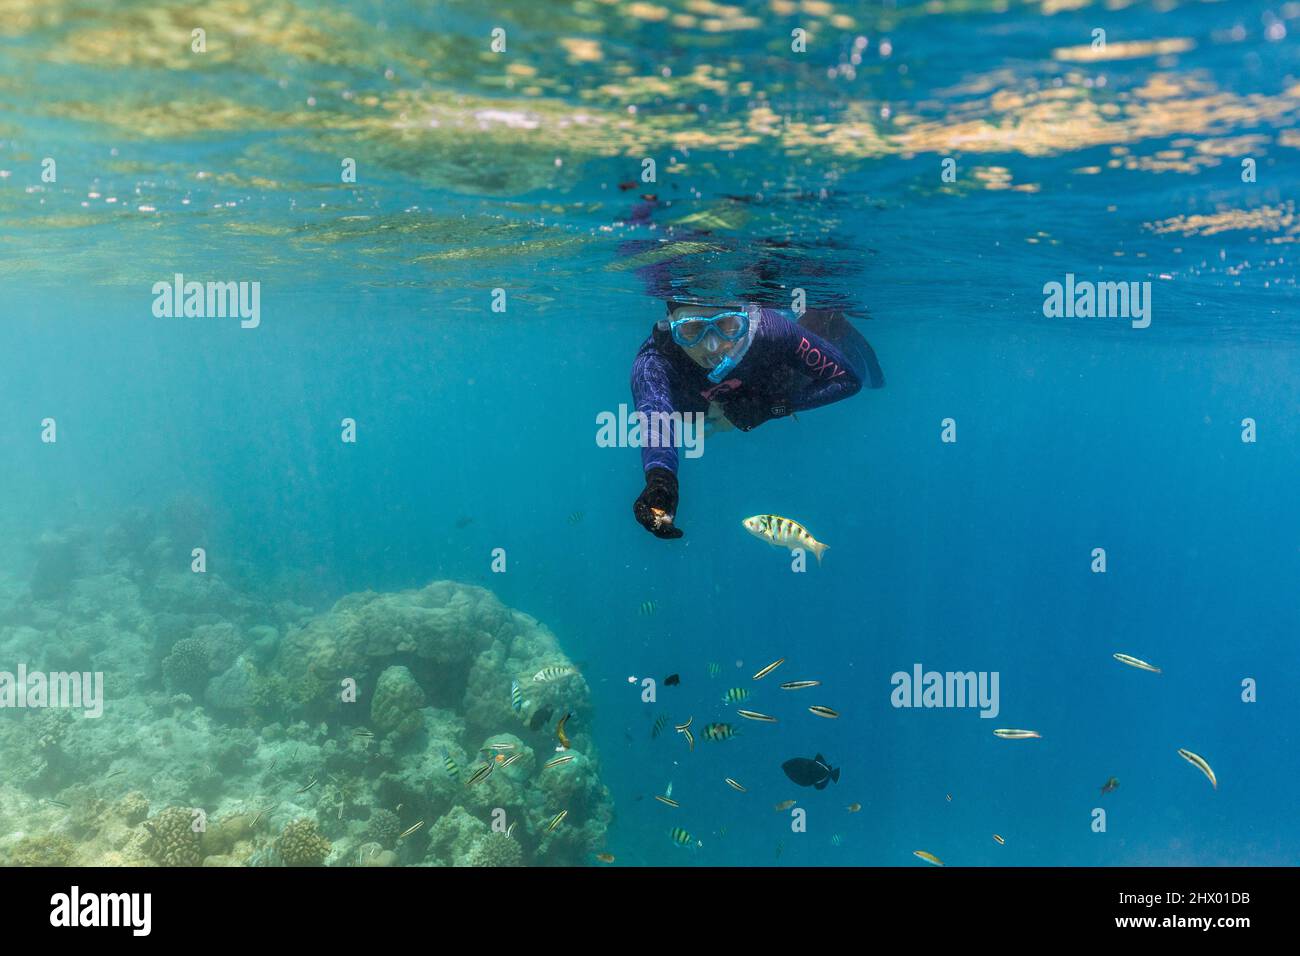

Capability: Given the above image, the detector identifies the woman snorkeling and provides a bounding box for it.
[630,298,883,539]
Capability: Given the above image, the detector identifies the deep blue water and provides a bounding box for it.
[1,0,1298,865]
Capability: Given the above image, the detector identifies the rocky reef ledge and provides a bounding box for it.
[0,540,612,866]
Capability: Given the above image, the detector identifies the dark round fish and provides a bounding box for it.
[528,705,555,732]
[781,754,841,789]
[664,673,680,686]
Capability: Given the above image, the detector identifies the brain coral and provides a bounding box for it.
[143,806,203,866]
[274,818,332,866]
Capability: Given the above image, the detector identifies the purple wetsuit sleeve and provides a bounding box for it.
[630,340,681,474]
[761,309,863,411]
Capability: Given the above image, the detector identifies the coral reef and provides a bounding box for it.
[161,638,212,694]
[274,818,332,866]
[0,507,612,868]
[370,665,426,737]
[2,833,76,867]
[117,791,150,825]
[364,808,401,848]
[467,831,523,868]
[143,806,203,866]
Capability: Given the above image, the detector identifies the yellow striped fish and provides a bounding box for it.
[913,850,944,867]
[993,729,1041,739]
[724,778,747,792]
[742,515,829,564]
[499,752,523,770]
[993,834,1005,846]
[1177,748,1217,789]
[546,810,568,832]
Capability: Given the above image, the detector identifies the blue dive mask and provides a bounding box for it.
[668,310,749,348]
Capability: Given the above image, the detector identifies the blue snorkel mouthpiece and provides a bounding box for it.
[707,353,739,384]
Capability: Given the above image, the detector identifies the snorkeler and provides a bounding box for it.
[630,299,884,539]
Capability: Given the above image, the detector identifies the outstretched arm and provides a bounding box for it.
[630,340,686,538]
[630,340,682,474]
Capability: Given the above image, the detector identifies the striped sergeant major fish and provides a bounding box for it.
[742,515,829,564]
[441,750,459,778]
[669,827,701,848]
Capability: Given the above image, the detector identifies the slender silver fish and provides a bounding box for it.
[1113,653,1161,674]
[1177,748,1217,789]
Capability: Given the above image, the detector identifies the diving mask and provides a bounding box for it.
[668,309,750,348]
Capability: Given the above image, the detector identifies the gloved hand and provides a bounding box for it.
[633,467,684,539]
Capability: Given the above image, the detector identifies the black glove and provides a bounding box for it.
[633,467,684,539]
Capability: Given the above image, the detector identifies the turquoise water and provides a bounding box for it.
[1,0,1298,866]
